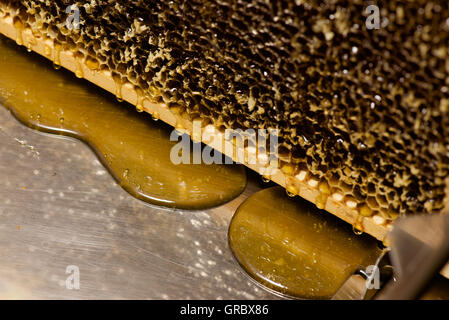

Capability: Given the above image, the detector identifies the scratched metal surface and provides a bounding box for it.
[0,105,279,299]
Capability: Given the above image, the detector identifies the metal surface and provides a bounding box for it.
[0,105,277,299]
[376,213,449,300]
[332,248,392,300]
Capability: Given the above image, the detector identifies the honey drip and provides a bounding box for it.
[352,215,365,235]
[315,193,328,210]
[52,42,62,70]
[74,54,84,79]
[0,36,247,210]
[13,17,23,46]
[135,87,145,113]
[315,182,331,210]
[261,176,271,183]
[229,186,380,299]
[112,73,123,102]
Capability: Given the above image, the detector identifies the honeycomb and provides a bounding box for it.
[1,0,449,223]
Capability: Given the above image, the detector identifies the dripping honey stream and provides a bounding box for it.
[0,35,247,210]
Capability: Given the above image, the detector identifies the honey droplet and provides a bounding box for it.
[286,190,296,197]
[315,193,328,210]
[352,216,364,235]
[13,17,24,46]
[53,42,62,70]
[135,87,145,112]
[74,54,84,79]
[75,67,83,78]
[352,224,364,235]
[112,74,123,102]
[286,184,298,197]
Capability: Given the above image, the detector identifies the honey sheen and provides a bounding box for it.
[229,187,380,299]
[0,35,247,209]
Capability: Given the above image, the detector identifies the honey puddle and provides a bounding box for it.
[229,187,381,299]
[0,36,247,209]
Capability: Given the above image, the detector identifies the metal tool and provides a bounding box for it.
[376,212,449,299]
[334,212,449,300]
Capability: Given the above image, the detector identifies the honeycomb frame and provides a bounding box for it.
[1,1,449,244]
[0,11,390,241]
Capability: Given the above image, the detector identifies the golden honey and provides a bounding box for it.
[229,187,380,299]
[0,36,247,210]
